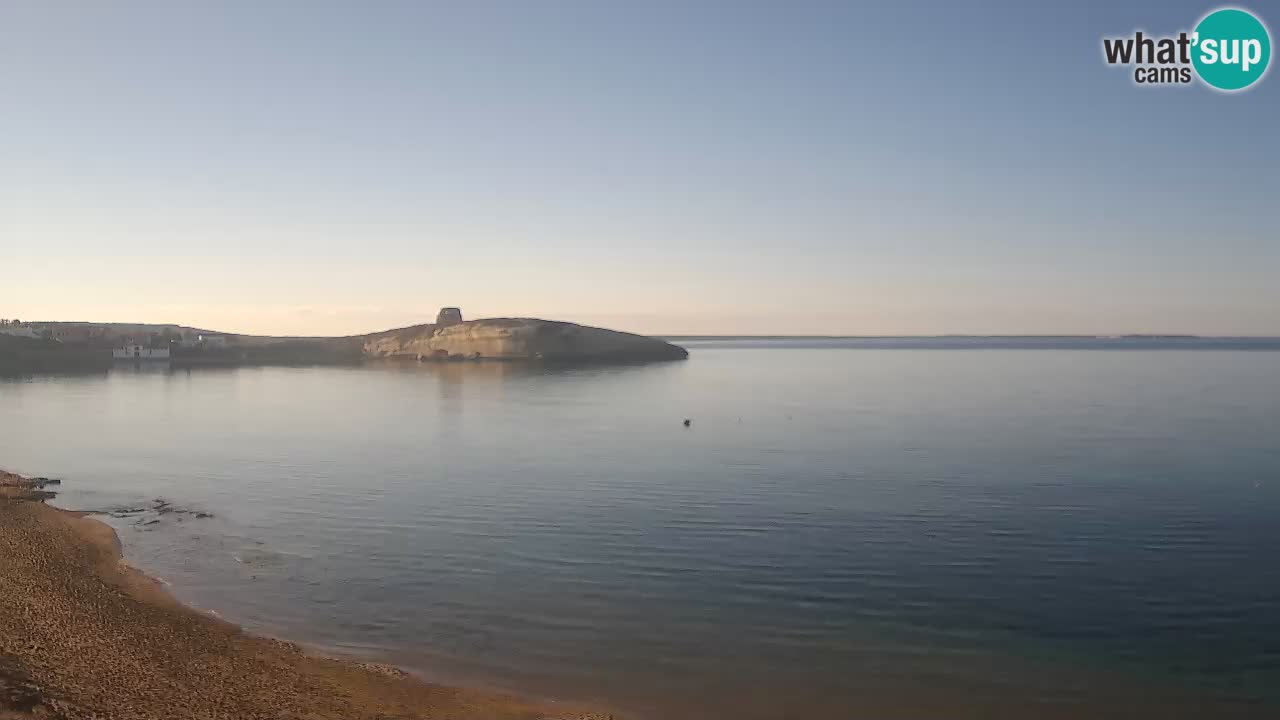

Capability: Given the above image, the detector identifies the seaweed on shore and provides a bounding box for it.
[100,498,216,529]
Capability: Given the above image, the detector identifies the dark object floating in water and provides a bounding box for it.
[683,418,692,427]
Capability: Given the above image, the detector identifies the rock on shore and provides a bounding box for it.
[362,318,688,362]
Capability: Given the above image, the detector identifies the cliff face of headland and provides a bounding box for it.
[363,318,689,363]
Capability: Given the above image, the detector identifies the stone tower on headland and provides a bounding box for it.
[435,307,463,327]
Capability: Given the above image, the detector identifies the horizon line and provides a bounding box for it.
[12,320,1280,342]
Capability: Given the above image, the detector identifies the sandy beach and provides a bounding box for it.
[0,470,608,720]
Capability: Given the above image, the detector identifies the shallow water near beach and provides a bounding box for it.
[2,340,1279,718]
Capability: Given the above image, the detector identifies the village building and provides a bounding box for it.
[197,334,230,348]
[112,341,171,361]
[0,320,38,338]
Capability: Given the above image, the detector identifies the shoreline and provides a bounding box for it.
[0,469,612,720]
[5,467,1271,720]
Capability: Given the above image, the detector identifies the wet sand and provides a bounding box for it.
[0,470,608,720]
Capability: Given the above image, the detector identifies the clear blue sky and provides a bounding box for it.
[2,0,1276,335]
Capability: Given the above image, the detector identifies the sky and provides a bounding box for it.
[1,0,1277,336]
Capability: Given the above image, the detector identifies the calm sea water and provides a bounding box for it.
[2,340,1278,718]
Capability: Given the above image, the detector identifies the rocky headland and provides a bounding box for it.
[363,313,688,363]
[0,310,687,373]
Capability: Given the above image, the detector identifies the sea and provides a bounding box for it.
[2,338,1278,719]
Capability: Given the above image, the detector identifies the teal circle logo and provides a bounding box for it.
[1192,8,1271,91]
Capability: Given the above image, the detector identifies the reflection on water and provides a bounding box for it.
[2,344,1279,719]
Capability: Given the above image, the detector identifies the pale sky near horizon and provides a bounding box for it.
[2,1,1277,336]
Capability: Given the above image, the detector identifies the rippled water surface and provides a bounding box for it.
[2,341,1279,718]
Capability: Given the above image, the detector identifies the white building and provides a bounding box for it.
[197,334,229,348]
[0,323,37,338]
[113,343,171,360]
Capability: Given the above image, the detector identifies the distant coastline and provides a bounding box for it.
[664,334,1279,340]
[663,335,1280,350]
[0,309,688,374]
[9,322,1280,376]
